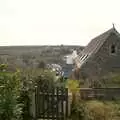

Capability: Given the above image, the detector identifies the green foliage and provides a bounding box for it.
[18,90,31,120]
[97,73,120,88]
[70,100,120,120]
[108,73,120,86]
[66,79,80,93]
[20,68,56,90]
[34,70,56,91]
[0,64,23,120]
[55,76,66,88]
[0,64,8,71]
[86,101,113,120]
[71,101,88,120]
[66,79,80,112]
[18,68,56,120]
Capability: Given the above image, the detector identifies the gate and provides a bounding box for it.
[35,85,68,120]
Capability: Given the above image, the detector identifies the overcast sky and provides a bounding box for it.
[0,0,120,46]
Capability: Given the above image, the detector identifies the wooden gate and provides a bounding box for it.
[35,85,68,120]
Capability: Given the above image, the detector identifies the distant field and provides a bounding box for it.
[0,45,84,55]
[0,45,84,68]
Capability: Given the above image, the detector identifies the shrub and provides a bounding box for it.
[70,100,114,120]
[18,69,56,120]
[86,101,113,120]
[66,79,80,107]
[18,90,31,120]
[71,101,88,120]
[0,64,23,120]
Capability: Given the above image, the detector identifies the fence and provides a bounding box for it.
[34,86,68,120]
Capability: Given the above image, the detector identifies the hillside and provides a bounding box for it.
[0,45,84,68]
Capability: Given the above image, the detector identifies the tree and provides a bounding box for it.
[38,61,46,70]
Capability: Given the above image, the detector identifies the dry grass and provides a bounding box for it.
[86,100,113,120]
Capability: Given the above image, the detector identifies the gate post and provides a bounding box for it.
[30,92,36,120]
[68,92,72,116]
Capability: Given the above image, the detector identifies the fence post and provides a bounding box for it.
[29,91,36,120]
[68,92,72,116]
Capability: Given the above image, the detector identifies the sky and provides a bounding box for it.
[0,0,120,46]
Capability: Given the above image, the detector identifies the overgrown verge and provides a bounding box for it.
[70,100,120,120]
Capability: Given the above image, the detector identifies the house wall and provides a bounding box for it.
[79,32,120,80]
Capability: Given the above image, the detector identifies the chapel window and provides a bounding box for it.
[111,44,116,54]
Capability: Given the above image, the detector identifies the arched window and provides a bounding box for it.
[111,44,116,54]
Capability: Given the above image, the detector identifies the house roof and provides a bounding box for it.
[75,27,120,68]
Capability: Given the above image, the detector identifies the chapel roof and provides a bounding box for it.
[75,27,120,68]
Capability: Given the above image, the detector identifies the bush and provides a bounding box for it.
[18,69,56,120]
[86,101,113,120]
[0,64,60,120]
[70,100,114,120]
[0,64,23,120]
[18,90,31,120]
[71,101,88,120]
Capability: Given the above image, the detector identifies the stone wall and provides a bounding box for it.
[80,88,120,100]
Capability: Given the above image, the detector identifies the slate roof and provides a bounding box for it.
[75,27,120,68]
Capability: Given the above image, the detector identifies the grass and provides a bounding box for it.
[70,100,120,120]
